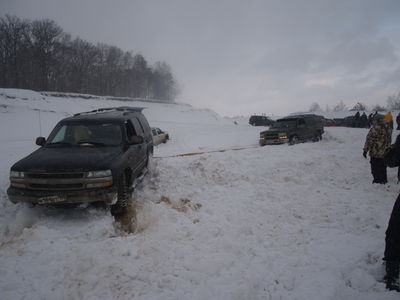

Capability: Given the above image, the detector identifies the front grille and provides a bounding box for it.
[23,172,86,191]
[26,173,84,179]
[29,183,83,189]
[262,133,279,140]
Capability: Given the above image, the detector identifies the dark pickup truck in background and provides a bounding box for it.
[249,115,275,126]
[259,114,324,146]
[7,107,153,210]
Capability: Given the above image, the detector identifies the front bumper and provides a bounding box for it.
[259,138,288,145]
[7,186,118,205]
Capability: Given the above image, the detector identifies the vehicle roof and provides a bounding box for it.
[250,115,271,118]
[61,107,145,123]
[278,114,324,121]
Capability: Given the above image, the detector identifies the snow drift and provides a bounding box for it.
[0,88,399,299]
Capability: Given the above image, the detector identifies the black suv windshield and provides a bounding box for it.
[271,119,297,129]
[47,122,122,146]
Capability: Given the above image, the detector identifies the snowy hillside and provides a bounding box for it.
[0,89,399,299]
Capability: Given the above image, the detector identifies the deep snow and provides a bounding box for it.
[0,89,399,299]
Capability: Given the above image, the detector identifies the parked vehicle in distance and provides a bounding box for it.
[7,107,153,211]
[249,115,275,126]
[259,114,324,146]
[324,118,336,127]
[152,127,169,145]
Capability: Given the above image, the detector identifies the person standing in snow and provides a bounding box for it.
[360,112,368,128]
[368,113,374,128]
[382,135,400,292]
[396,112,400,130]
[363,114,391,184]
[354,111,360,128]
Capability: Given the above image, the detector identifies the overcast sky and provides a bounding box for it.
[2,0,400,116]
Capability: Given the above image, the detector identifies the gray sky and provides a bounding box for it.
[2,0,400,116]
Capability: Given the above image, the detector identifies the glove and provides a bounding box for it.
[363,151,367,158]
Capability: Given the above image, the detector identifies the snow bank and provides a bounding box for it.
[0,89,399,299]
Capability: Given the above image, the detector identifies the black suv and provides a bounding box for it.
[7,107,153,210]
[249,115,275,126]
[259,114,324,145]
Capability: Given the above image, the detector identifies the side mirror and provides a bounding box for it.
[36,137,46,146]
[130,136,144,145]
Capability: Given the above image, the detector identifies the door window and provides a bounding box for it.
[125,120,137,141]
[131,118,144,135]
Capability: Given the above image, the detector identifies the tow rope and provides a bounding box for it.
[154,145,258,159]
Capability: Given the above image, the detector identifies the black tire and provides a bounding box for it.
[312,131,322,142]
[110,173,129,216]
[289,135,298,145]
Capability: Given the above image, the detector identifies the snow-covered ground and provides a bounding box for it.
[0,88,399,299]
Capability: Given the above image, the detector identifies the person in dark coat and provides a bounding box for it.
[382,135,400,291]
[360,112,368,128]
[396,112,400,130]
[363,115,392,184]
[354,111,360,128]
[368,113,374,128]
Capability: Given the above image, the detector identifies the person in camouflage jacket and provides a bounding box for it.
[363,115,392,184]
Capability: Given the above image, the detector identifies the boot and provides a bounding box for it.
[384,261,400,292]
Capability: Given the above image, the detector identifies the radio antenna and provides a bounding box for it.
[38,110,42,136]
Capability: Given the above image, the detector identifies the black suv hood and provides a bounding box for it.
[12,146,123,172]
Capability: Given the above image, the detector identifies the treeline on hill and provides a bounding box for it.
[0,15,178,102]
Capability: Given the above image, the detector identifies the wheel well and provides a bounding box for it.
[124,168,132,186]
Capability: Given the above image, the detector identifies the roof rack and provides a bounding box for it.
[73,106,145,117]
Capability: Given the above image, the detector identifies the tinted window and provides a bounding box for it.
[125,120,137,139]
[131,118,144,135]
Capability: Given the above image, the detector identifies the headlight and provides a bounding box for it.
[278,133,288,139]
[87,170,112,178]
[10,171,24,178]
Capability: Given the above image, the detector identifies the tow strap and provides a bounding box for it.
[154,145,258,159]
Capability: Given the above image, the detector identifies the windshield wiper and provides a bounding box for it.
[77,141,107,146]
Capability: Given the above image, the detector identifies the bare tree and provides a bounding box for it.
[29,19,64,90]
[350,102,367,111]
[371,104,386,112]
[0,16,179,102]
[309,102,321,112]
[0,15,30,88]
[333,101,347,112]
[387,91,400,110]
[150,61,179,101]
